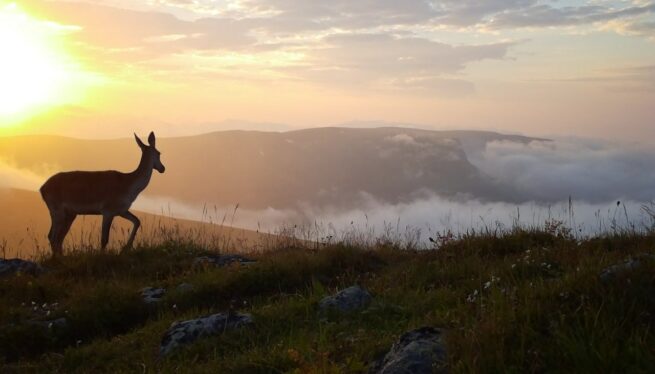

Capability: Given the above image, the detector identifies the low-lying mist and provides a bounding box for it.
[3,135,655,246]
[132,136,655,243]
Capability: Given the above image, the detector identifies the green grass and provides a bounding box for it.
[1,229,654,373]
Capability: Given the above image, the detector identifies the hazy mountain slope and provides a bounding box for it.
[0,189,274,258]
[0,127,542,210]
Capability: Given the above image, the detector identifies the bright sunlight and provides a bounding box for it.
[0,3,79,121]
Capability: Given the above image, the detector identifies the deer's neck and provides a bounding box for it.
[129,152,154,195]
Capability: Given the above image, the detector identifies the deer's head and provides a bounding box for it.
[135,132,166,173]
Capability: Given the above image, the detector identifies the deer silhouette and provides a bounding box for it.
[40,132,165,255]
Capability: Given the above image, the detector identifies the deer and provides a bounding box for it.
[40,132,165,256]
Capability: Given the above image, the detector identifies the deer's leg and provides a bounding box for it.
[101,214,115,250]
[47,209,57,248]
[54,211,76,254]
[48,209,63,256]
[120,211,141,251]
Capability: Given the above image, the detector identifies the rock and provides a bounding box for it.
[600,253,655,282]
[176,283,194,293]
[193,254,256,268]
[141,287,166,304]
[160,312,252,356]
[370,327,447,374]
[319,285,372,313]
[0,259,44,277]
[28,317,68,330]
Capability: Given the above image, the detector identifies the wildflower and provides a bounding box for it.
[483,281,492,289]
[466,289,479,303]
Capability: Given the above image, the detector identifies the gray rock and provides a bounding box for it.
[176,283,194,293]
[0,259,43,277]
[141,287,166,304]
[28,317,68,330]
[160,312,252,356]
[600,253,655,282]
[193,254,256,268]
[371,327,447,374]
[319,285,372,313]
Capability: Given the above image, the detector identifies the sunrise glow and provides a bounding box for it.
[0,3,81,122]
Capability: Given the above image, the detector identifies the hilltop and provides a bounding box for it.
[0,188,275,258]
[1,226,654,372]
[0,127,544,211]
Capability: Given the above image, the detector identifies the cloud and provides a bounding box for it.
[131,136,655,243]
[487,3,655,29]
[470,138,655,203]
[283,33,513,94]
[22,0,256,63]
[21,0,513,95]
[133,192,655,246]
[22,0,655,99]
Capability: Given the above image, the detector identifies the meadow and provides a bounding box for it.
[1,216,654,373]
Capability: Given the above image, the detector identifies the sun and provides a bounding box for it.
[0,3,77,120]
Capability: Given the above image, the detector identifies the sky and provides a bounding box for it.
[0,0,654,140]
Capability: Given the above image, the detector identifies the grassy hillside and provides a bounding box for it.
[1,227,654,373]
[0,188,276,258]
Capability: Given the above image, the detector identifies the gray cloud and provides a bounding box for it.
[488,3,655,29]
[283,33,512,94]
[471,138,655,203]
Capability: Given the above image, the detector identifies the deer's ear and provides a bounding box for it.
[148,131,156,146]
[135,133,146,148]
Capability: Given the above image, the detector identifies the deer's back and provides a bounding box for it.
[40,170,134,214]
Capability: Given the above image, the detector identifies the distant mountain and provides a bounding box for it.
[0,127,545,211]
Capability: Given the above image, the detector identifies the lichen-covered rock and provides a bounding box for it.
[192,254,256,268]
[141,287,166,304]
[0,259,43,277]
[319,285,372,313]
[600,254,655,282]
[370,327,447,374]
[160,312,252,356]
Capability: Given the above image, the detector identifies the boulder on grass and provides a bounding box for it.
[141,287,166,304]
[600,253,655,282]
[160,312,252,356]
[192,254,256,268]
[28,317,68,330]
[319,285,372,313]
[370,327,447,374]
